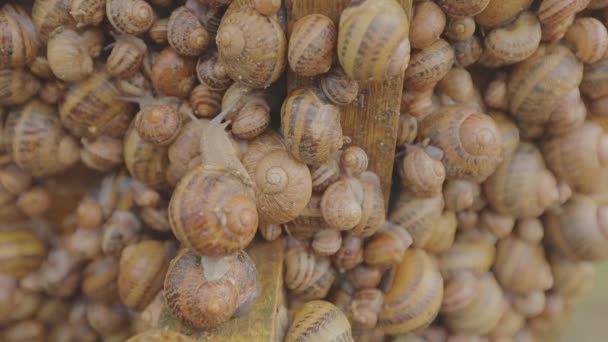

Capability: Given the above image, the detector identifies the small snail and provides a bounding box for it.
[133,101,182,146]
[475,0,534,28]
[0,230,47,279]
[46,28,93,82]
[378,248,443,335]
[70,0,105,27]
[283,194,329,239]
[444,16,476,42]
[196,49,233,91]
[309,157,340,193]
[399,144,445,198]
[149,18,168,44]
[338,0,410,82]
[442,179,479,212]
[284,244,336,300]
[321,177,364,231]
[349,288,384,329]
[82,255,119,303]
[0,68,41,106]
[438,0,491,17]
[319,66,359,106]
[364,221,413,267]
[285,300,353,342]
[32,0,77,43]
[333,234,364,272]
[217,4,285,88]
[101,209,142,255]
[167,6,210,57]
[288,14,336,77]
[347,264,383,290]
[281,87,343,165]
[422,211,458,254]
[124,124,171,190]
[389,191,444,248]
[564,17,608,64]
[418,104,502,182]
[438,238,496,279]
[452,35,483,67]
[190,84,223,118]
[164,248,260,329]
[106,0,156,36]
[436,67,475,105]
[478,209,515,240]
[409,1,446,50]
[0,4,38,68]
[81,136,124,172]
[107,34,147,79]
[311,228,341,257]
[151,47,197,99]
[403,39,454,91]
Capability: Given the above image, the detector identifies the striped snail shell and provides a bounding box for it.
[403,39,454,91]
[106,0,156,36]
[151,47,197,99]
[288,14,336,77]
[284,245,337,300]
[167,6,210,57]
[399,144,445,198]
[364,222,413,268]
[0,4,38,68]
[0,68,40,107]
[134,103,182,146]
[338,0,410,82]
[389,191,444,248]
[107,34,147,79]
[564,17,608,64]
[32,0,77,43]
[319,66,359,106]
[285,300,353,342]
[475,0,534,28]
[438,238,496,280]
[0,230,47,278]
[124,125,171,191]
[196,49,233,91]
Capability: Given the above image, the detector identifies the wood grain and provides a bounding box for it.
[285,0,409,205]
[157,238,286,342]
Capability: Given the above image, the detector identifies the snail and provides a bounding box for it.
[167,6,210,57]
[148,18,168,45]
[0,68,41,107]
[63,225,103,261]
[46,28,93,82]
[309,157,340,193]
[151,47,197,99]
[288,14,336,77]
[81,136,124,172]
[475,0,534,28]
[418,104,502,182]
[216,3,285,88]
[281,87,343,165]
[389,191,444,248]
[442,179,479,212]
[550,253,596,300]
[258,222,282,241]
[338,0,410,82]
[196,49,233,91]
[133,100,182,146]
[378,248,443,335]
[364,221,413,268]
[283,194,329,239]
[564,17,608,64]
[0,230,47,279]
[169,104,258,256]
[444,16,476,42]
[70,0,105,27]
[333,234,364,272]
[452,35,483,67]
[438,0,490,17]
[403,39,454,91]
[409,1,446,50]
[124,124,171,191]
[107,34,147,79]
[436,67,476,105]
[0,4,38,68]
[106,0,156,36]
[163,248,261,329]
[321,177,364,231]
[422,211,458,254]
[285,300,353,342]
[396,114,418,146]
[82,255,120,304]
[350,171,385,238]
[478,209,515,240]
[347,264,383,290]
[190,84,223,119]
[319,66,359,106]
[284,244,336,300]
[349,288,384,329]
[399,143,445,198]
[438,237,496,280]
[32,0,77,43]
[85,301,128,335]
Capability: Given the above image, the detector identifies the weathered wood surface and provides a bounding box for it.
[285,0,410,205]
[157,238,286,342]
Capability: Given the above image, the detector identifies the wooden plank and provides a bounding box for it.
[285,0,408,205]
[157,238,286,342]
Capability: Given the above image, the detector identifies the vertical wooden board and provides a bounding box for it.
[285,0,405,205]
[157,238,286,342]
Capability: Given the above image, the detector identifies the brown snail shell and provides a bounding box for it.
[309,157,340,193]
[508,44,583,125]
[399,144,446,198]
[134,103,182,146]
[231,101,271,139]
[351,171,385,238]
[581,57,608,100]
[281,87,343,165]
[167,120,203,180]
[338,0,410,82]
[217,5,285,88]
[419,105,501,181]
[7,99,80,177]
[311,229,342,257]
[0,5,38,68]
[285,245,337,299]
[347,264,383,290]
[196,49,233,91]
[124,125,171,190]
[82,255,119,303]
[47,28,93,82]
[288,14,336,77]
[70,0,105,27]
[438,0,490,17]
[545,194,608,261]
[85,301,127,335]
[169,163,257,256]
[378,249,443,335]
[452,35,483,67]
[32,0,77,43]
[478,11,541,68]
[319,66,359,106]
[168,6,210,57]
[409,1,446,49]
[389,191,444,248]
[537,0,588,27]
[564,17,608,64]
[148,17,168,45]
[321,177,364,231]
[283,194,329,239]
[60,70,136,138]
[541,122,608,195]
[438,238,496,279]
[190,85,223,118]
[478,209,515,240]
[151,47,197,99]
[403,39,454,91]
[107,34,147,79]
[364,221,413,268]
[340,146,368,177]
[285,300,353,342]
[106,0,156,36]
[445,16,476,42]
[81,136,124,172]
[0,68,40,106]
[0,230,46,278]
[28,56,53,79]
[475,0,534,28]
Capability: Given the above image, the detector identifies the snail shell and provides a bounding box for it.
[285,245,336,299]
[389,191,444,248]
[545,194,608,261]
[312,229,342,256]
[349,288,384,329]
[70,0,105,27]
[285,300,353,342]
[309,157,340,193]
[537,0,588,27]
[581,57,608,100]
[452,35,483,67]
[149,17,168,45]
[134,103,182,146]
[399,144,445,198]
[475,0,533,28]
[444,16,476,42]
[418,105,501,182]
[106,0,156,36]
[196,50,233,91]
[248,149,312,224]
[396,114,418,146]
[403,39,454,91]
[169,164,257,256]
[321,177,364,231]
[281,87,343,165]
[288,14,336,77]
[217,5,285,88]
[81,136,124,172]
[489,111,519,159]
[542,122,608,194]
[564,17,608,64]
[438,238,496,279]
[541,13,575,42]
[32,0,77,43]
[478,11,541,68]
[478,209,515,240]
[351,171,385,238]
[124,125,171,190]
[443,179,479,212]
[508,44,583,125]
[168,120,204,180]
[231,101,271,139]
[7,99,80,177]
[333,234,364,272]
[409,1,446,49]
[364,221,412,267]
[494,236,554,294]
[0,68,40,106]
[283,194,329,239]
[190,85,223,118]
[60,70,136,138]
[438,0,491,17]
[85,301,127,335]
[338,0,410,82]
[347,264,383,290]
[0,230,46,278]
[168,6,210,57]
[151,47,197,99]
[441,272,505,335]
[340,146,368,177]
[550,253,596,299]
[82,255,119,303]
[47,28,93,82]
[28,56,53,79]
[423,211,458,254]
[378,248,443,335]
[0,5,38,68]
[437,67,475,105]
[319,66,359,106]
[107,34,147,79]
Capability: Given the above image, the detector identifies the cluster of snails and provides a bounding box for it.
[2,0,608,341]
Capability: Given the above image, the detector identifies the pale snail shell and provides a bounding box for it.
[284,245,337,300]
[0,68,41,107]
[32,0,77,43]
[564,17,608,64]
[389,191,444,248]
[285,300,353,342]
[70,0,105,27]
[438,0,491,17]
[409,1,446,49]
[321,177,364,231]
[0,4,38,68]
[399,144,446,198]
[107,34,147,79]
[288,14,336,77]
